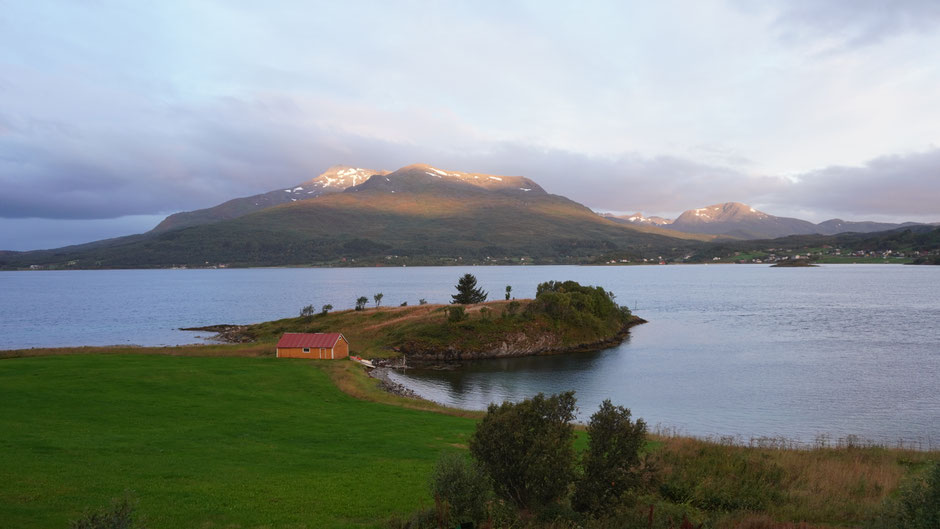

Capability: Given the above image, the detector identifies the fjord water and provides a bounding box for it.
[2,265,938,445]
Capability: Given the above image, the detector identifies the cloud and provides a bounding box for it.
[2,0,938,247]
[766,148,940,221]
[760,0,940,49]
[0,215,165,251]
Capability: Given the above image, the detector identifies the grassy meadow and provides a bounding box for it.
[1,348,936,528]
[0,354,475,528]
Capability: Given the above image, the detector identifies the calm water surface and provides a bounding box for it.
[2,265,938,444]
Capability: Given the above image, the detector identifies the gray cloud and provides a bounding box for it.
[766,148,940,221]
[3,89,937,228]
[764,0,940,49]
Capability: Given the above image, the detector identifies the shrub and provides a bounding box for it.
[418,298,428,305]
[573,399,647,514]
[299,304,315,317]
[505,285,512,300]
[429,452,491,525]
[656,443,783,511]
[469,392,576,510]
[528,280,629,332]
[446,306,467,323]
[355,296,368,311]
[374,293,384,307]
[867,461,940,529]
[400,301,408,307]
[69,495,144,529]
[320,304,333,316]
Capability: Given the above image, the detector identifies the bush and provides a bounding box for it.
[299,304,315,317]
[573,399,647,514]
[446,306,467,323]
[469,392,576,510]
[355,296,368,311]
[867,461,940,529]
[656,444,783,511]
[528,280,629,332]
[429,452,491,525]
[70,495,144,529]
[320,304,333,316]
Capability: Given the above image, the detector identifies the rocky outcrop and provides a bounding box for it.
[398,317,646,363]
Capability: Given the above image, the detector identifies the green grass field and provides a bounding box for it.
[2,352,936,529]
[0,354,475,528]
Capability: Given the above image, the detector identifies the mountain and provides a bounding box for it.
[2,164,707,269]
[602,212,673,226]
[814,218,923,235]
[667,202,818,239]
[614,202,926,240]
[151,166,387,232]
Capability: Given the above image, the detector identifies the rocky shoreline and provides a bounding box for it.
[395,316,647,364]
[179,324,254,343]
[368,367,421,399]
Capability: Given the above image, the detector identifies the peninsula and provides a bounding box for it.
[196,280,645,363]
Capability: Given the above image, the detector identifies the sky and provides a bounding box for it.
[1,0,939,250]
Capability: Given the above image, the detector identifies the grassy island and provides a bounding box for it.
[205,280,645,363]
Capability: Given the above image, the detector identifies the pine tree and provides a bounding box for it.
[451,273,487,304]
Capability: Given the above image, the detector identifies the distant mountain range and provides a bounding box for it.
[1,165,935,269]
[0,164,710,268]
[605,202,926,240]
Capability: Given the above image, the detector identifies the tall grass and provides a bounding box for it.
[650,433,937,527]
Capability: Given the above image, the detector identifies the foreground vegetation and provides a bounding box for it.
[0,352,937,528]
[399,392,940,529]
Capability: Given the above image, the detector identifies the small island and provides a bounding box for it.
[198,278,645,364]
[771,259,819,267]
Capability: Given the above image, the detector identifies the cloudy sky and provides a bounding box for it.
[1,0,939,250]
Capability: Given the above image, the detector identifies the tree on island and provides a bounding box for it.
[451,273,487,304]
[355,296,368,311]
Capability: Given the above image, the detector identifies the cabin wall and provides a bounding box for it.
[277,341,349,359]
[334,338,349,359]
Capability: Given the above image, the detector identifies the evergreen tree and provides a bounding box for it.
[451,273,487,304]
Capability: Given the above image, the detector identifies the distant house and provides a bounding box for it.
[276,333,349,359]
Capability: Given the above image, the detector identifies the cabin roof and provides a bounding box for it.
[276,333,344,349]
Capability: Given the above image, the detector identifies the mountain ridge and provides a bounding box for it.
[151,165,388,232]
[611,202,928,239]
[1,164,707,268]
